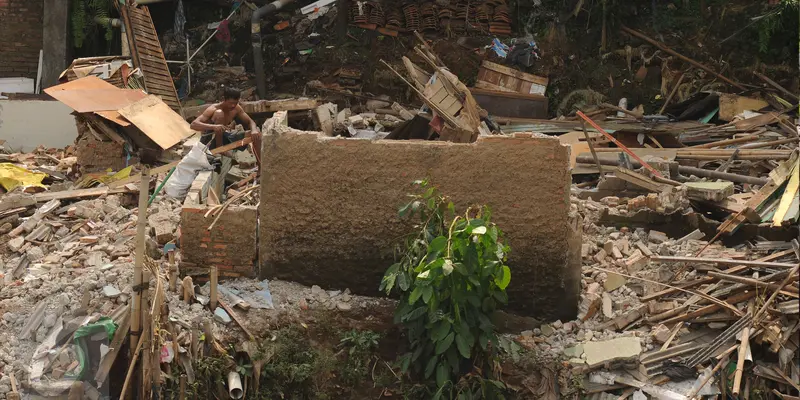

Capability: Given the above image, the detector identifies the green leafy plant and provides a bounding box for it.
[340,329,381,356]
[380,179,512,396]
[339,329,381,385]
[71,0,114,49]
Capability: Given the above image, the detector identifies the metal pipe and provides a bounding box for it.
[252,0,295,99]
[227,371,243,399]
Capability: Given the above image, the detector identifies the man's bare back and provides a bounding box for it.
[189,87,262,168]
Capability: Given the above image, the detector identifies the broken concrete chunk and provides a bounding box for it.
[602,292,613,318]
[213,307,232,325]
[603,272,626,292]
[348,115,366,129]
[684,181,734,202]
[563,344,584,358]
[8,236,25,252]
[103,285,121,298]
[675,228,705,244]
[594,249,608,264]
[540,324,555,336]
[148,212,178,245]
[652,324,672,343]
[26,246,45,262]
[582,336,642,368]
[647,230,669,244]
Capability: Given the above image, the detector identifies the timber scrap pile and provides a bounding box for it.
[569,214,800,399]
[381,32,490,143]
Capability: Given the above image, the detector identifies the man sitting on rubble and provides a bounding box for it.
[190,87,261,166]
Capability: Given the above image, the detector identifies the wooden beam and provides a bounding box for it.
[651,255,797,269]
[183,99,320,119]
[95,309,132,385]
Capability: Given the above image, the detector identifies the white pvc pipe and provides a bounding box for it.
[227,371,243,399]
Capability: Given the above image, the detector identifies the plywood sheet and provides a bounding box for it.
[95,110,132,127]
[43,89,147,113]
[117,95,193,149]
[44,75,114,92]
[718,93,769,121]
[558,131,591,169]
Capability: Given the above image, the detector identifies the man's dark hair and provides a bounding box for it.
[222,87,241,100]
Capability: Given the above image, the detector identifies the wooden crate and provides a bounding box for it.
[471,88,548,119]
[476,60,548,96]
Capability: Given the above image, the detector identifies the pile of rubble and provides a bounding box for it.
[0,176,387,398]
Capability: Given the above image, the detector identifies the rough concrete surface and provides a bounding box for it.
[0,100,78,152]
[259,119,581,321]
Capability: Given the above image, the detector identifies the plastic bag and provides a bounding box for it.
[165,141,214,199]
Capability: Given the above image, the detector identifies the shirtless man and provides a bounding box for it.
[190,87,261,166]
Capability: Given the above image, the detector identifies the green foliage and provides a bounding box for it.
[71,0,114,49]
[753,1,798,54]
[188,353,233,399]
[339,329,381,385]
[380,179,512,396]
[257,327,336,399]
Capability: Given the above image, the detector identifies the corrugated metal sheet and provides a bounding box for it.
[123,5,182,115]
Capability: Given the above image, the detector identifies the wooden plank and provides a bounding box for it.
[132,34,162,48]
[615,168,673,193]
[94,309,131,385]
[650,255,797,269]
[118,95,193,149]
[773,160,799,226]
[470,87,547,101]
[183,98,320,119]
[139,79,178,93]
[124,5,181,114]
[84,114,127,145]
[475,80,516,93]
[34,186,133,202]
[480,60,548,86]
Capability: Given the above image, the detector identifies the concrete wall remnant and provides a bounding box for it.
[259,112,582,321]
[0,100,79,151]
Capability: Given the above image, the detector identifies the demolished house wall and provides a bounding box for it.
[259,113,582,321]
[180,171,258,279]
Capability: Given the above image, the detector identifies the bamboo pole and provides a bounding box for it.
[739,137,800,149]
[209,266,218,311]
[140,270,151,400]
[686,355,729,399]
[130,168,149,359]
[733,302,754,395]
[179,375,187,400]
[168,249,177,293]
[581,120,605,180]
[576,111,664,178]
[621,25,745,90]
[753,71,800,101]
[690,135,761,148]
[754,263,800,322]
[659,72,686,114]
[120,332,145,400]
